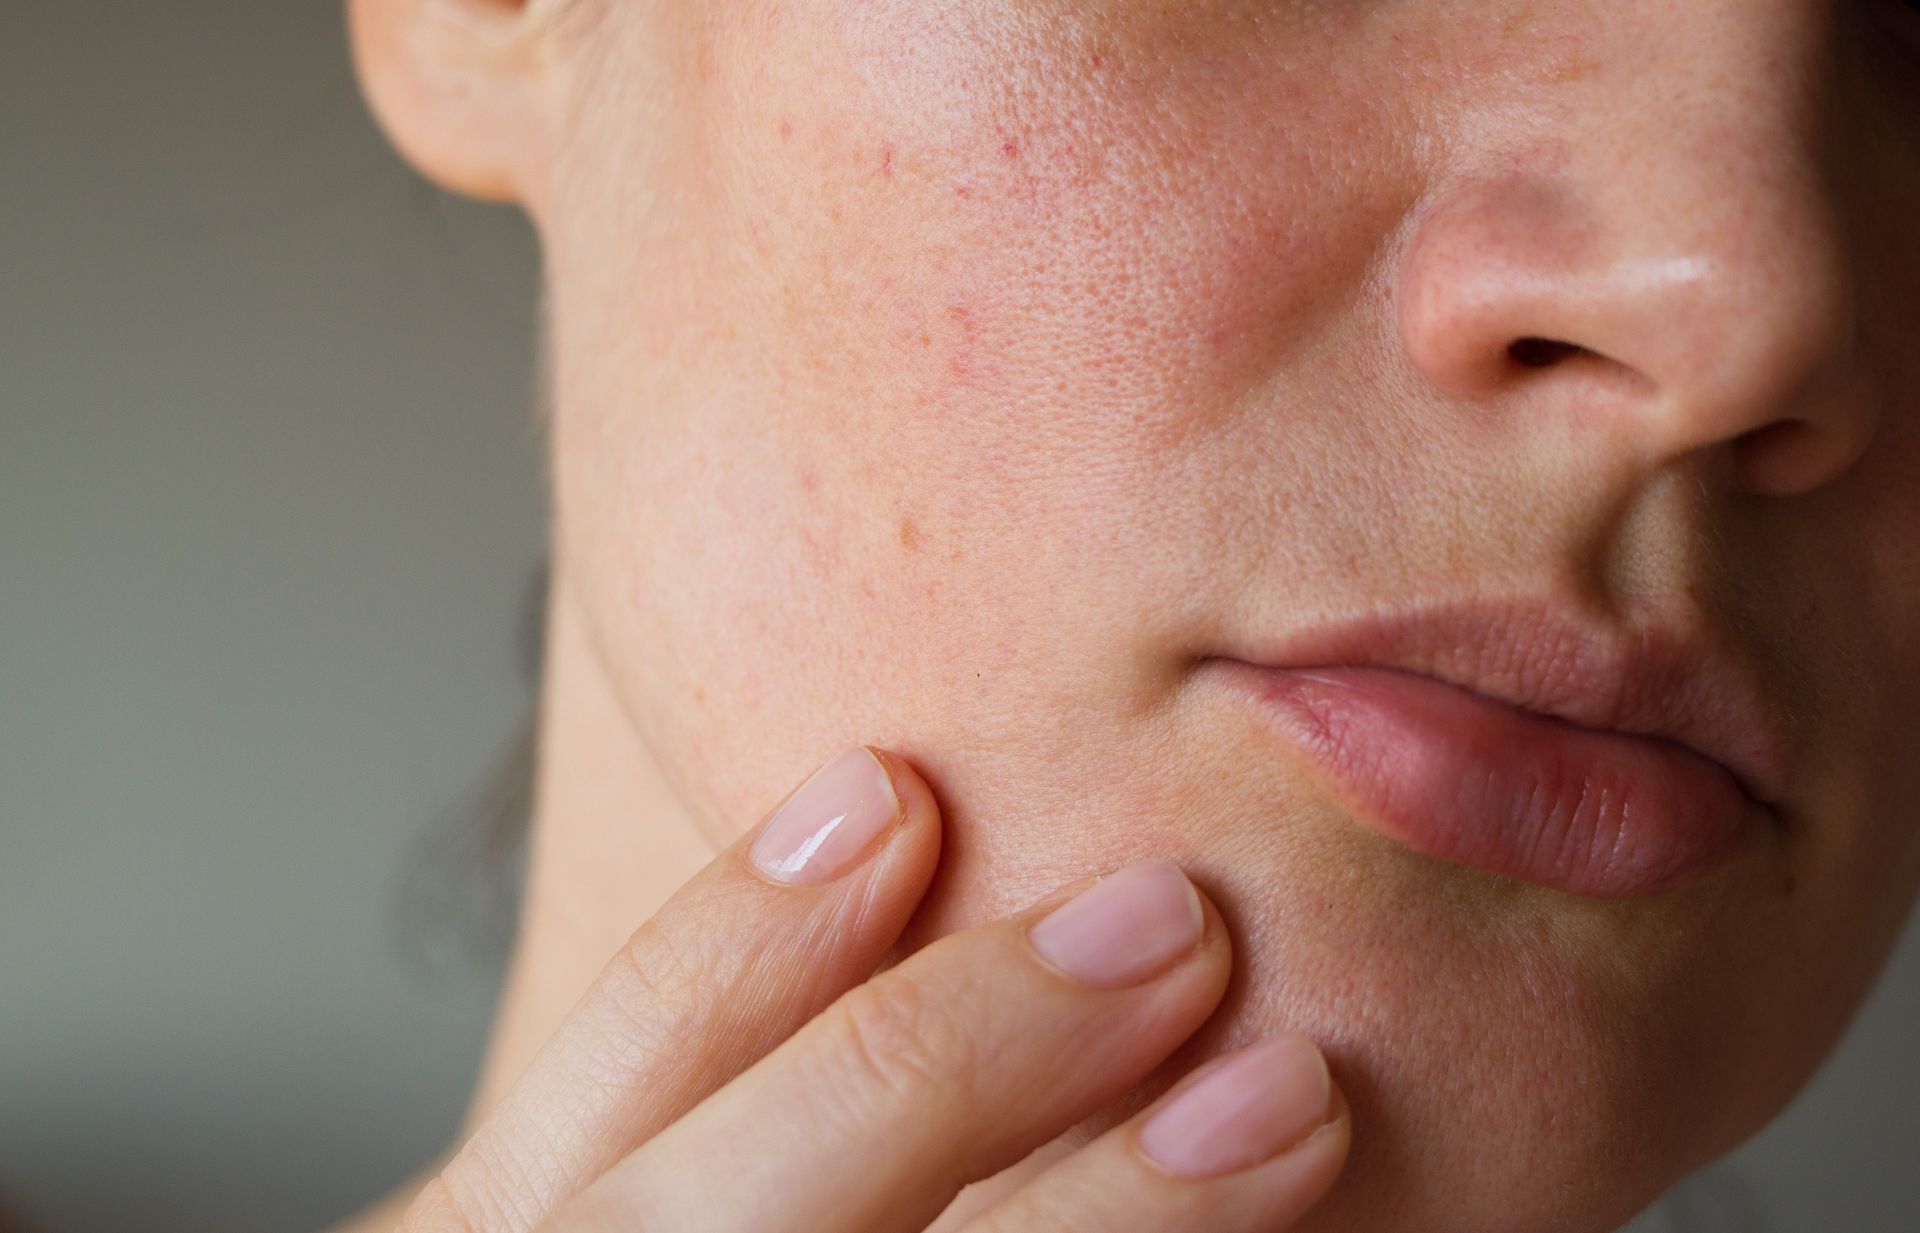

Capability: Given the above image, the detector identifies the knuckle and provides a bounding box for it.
[592,921,723,1078]
[612,919,714,1018]
[825,968,981,1112]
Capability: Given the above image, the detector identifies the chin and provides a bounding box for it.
[892,763,1813,1233]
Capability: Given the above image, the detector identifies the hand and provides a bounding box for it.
[399,745,1352,1232]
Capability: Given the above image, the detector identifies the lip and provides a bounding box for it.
[1208,599,1789,899]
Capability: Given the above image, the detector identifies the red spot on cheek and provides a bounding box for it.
[1090,53,1104,68]
[880,144,894,177]
[799,465,821,494]
[945,302,981,383]
[1001,138,1020,158]
[778,118,794,141]
[953,183,974,199]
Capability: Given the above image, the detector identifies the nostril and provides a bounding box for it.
[1508,336,1584,368]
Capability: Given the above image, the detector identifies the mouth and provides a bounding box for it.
[1214,663,1767,899]
[1205,600,1788,900]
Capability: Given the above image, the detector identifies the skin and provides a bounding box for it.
[341,1,1920,1230]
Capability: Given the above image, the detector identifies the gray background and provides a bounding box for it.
[1,5,1913,1232]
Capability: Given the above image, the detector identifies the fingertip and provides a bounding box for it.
[1297,1068,1353,1167]
[744,745,937,887]
[853,745,945,900]
[1138,866,1236,997]
[863,745,943,842]
[1187,877,1234,964]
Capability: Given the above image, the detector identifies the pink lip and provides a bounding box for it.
[1210,600,1789,899]
[1231,664,1765,897]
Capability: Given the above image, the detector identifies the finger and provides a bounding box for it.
[959,1033,1353,1233]
[555,859,1234,1233]
[405,745,942,1233]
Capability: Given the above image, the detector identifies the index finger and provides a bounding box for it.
[410,745,943,1233]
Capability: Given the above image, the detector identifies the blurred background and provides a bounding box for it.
[1,5,1914,1232]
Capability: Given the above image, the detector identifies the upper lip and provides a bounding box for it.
[1222,597,1790,805]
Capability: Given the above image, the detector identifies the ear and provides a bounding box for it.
[347,0,565,209]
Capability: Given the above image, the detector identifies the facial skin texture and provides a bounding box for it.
[352,1,1920,1230]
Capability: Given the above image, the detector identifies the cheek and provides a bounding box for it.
[694,3,1415,560]
[582,5,1424,760]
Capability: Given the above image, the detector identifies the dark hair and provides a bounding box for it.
[390,561,545,976]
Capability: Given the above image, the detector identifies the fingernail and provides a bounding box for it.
[1026,860,1204,988]
[749,747,901,885]
[1137,1033,1334,1179]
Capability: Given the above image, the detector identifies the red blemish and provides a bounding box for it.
[800,523,834,572]
[778,118,793,141]
[953,183,974,199]
[1001,138,1020,158]
[799,465,820,494]
[1090,53,1104,68]
[945,302,980,384]
[880,145,894,177]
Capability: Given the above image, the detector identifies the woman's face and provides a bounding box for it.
[533,2,1916,1229]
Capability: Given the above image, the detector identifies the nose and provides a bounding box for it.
[1394,8,1877,498]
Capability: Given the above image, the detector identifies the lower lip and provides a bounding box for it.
[1221,663,1763,899]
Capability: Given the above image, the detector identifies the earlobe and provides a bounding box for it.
[346,0,560,209]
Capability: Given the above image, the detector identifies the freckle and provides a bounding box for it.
[778,118,793,141]
[918,332,932,347]
[898,517,922,550]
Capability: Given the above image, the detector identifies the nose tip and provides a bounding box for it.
[1395,172,1877,498]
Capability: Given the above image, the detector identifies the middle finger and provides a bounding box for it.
[551,859,1234,1233]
